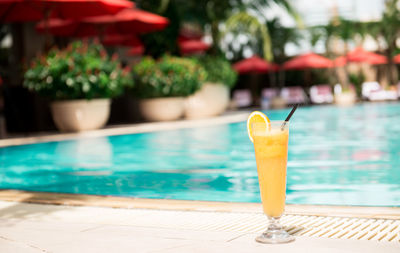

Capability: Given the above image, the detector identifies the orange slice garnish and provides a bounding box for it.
[247,111,271,142]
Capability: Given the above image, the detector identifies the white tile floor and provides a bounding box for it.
[0,201,398,253]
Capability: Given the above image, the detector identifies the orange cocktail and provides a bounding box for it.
[253,125,289,218]
[248,111,295,244]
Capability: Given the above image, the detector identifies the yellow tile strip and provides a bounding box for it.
[0,190,399,220]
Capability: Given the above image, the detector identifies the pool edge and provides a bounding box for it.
[0,111,249,147]
[0,189,399,220]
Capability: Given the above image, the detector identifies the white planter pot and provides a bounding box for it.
[139,97,184,121]
[184,83,229,119]
[334,92,357,106]
[50,99,111,132]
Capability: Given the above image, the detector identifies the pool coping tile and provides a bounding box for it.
[0,190,398,220]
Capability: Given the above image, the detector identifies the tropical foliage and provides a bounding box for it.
[267,18,303,63]
[348,72,365,97]
[363,0,400,84]
[223,1,302,61]
[307,0,400,88]
[224,12,273,61]
[195,55,237,88]
[138,0,181,58]
[24,41,133,100]
[132,55,207,98]
[135,0,301,60]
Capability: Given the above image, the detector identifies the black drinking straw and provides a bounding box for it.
[281,104,298,130]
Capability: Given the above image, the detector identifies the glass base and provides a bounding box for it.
[255,217,295,244]
[256,229,295,244]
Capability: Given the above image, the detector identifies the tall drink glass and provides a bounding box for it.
[252,121,294,243]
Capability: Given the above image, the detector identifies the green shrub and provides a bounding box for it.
[348,72,365,97]
[24,41,133,100]
[132,55,207,98]
[196,56,237,88]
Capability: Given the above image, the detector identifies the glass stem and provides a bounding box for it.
[267,216,282,231]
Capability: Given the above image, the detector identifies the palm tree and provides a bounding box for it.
[267,18,303,62]
[223,0,303,61]
[309,23,337,85]
[376,0,400,85]
[331,0,400,87]
[267,18,303,87]
[135,0,181,57]
[309,22,335,57]
[333,18,357,54]
[224,12,273,60]
[309,27,323,51]
[331,18,359,90]
[136,0,301,58]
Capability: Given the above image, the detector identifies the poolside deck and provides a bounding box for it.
[0,191,399,253]
[1,108,400,252]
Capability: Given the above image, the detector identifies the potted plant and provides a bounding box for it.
[334,88,357,106]
[24,41,133,132]
[184,56,237,119]
[132,55,207,121]
[334,72,361,106]
[333,66,359,106]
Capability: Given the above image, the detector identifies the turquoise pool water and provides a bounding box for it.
[1,102,400,206]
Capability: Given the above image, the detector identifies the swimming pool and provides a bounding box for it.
[1,102,400,206]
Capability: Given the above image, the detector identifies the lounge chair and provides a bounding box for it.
[362,82,398,101]
[280,86,308,105]
[260,88,279,109]
[232,89,252,108]
[362,82,381,100]
[309,85,333,104]
[369,90,398,101]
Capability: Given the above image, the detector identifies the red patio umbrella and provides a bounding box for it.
[127,45,145,56]
[233,55,279,74]
[0,0,133,23]
[179,39,210,55]
[334,49,387,66]
[333,56,347,67]
[36,18,77,36]
[103,34,144,55]
[393,54,400,64]
[346,47,387,64]
[283,53,333,70]
[36,8,169,36]
[102,34,143,47]
[83,8,169,34]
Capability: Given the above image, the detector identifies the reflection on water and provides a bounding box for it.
[0,103,400,206]
[55,137,113,170]
[0,137,114,193]
[285,103,400,206]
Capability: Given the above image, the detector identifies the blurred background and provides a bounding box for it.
[0,0,399,136]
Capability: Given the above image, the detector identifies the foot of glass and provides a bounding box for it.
[255,217,295,244]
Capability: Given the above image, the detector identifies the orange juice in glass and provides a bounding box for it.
[252,121,294,244]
